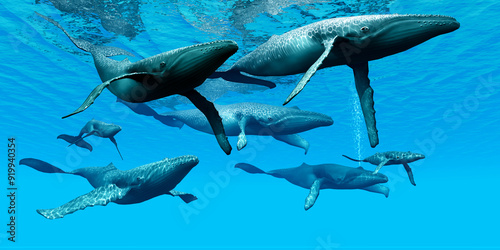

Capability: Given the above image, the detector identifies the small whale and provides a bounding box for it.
[36,12,237,155]
[235,162,389,210]
[117,99,333,154]
[342,151,425,186]
[222,14,460,148]
[19,156,199,219]
[57,119,123,159]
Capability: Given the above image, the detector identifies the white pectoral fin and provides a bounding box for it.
[304,179,322,211]
[62,72,154,119]
[37,184,130,219]
[373,158,389,174]
[237,118,248,151]
[349,62,378,148]
[62,81,110,119]
[168,190,197,204]
[284,37,336,105]
[272,134,310,154]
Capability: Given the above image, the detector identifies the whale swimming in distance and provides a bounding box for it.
[57,119,123,159]
[35,12,238,155]
[19,156,199,219]
[222,14,460,148]
[235,162,389,210]
[343,151,425,186]
[117,99,333,154]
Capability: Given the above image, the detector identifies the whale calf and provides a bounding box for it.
[118,99,333,154]
[343,151,425,186]
[36,12,237,155]
[19,156,199,219]
[236,162,388,210]
[58,119,123,159]
[223,14,460,147]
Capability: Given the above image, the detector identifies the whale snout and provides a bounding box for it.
[174,155,199,170]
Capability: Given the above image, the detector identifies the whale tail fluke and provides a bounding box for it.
[19,158,67,174]
[116,98,184,129]
[342,154,363,162]
[57,134,93,151]
[35,12,134,58]
[235,163,267,174]
[209,70,276,89]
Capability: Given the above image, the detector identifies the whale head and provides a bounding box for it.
[125,40,239,100]
[105,124,122,137]
[133,155,199,194]
[344,169,389,188]
[334,14,460,63]
[257,106,333,134]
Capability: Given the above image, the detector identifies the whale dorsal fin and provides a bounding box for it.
[102,163,118,172]
[290,106,301,110]
[357,166,364,170]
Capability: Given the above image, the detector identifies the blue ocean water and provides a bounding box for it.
[1,0,500,249]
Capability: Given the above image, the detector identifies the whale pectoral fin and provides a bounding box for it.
[284,37,337,105]
[272,134,310,154]
[361,184,389,198]
[36,184,130,219]
[209,70,276,88]
[402,163,416,186]
[373,158,389,174]
[237,118,248,151]
[182,89,232,155]
[305,179,322,211]
[62,72,157,119]
[349,62,378,148]
[62,81,111,119]
[168,190,197,204]
[109,136,123,160]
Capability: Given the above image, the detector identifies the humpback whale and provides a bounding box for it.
[36,12,237,155]
[117,99,333,154]
[19,156,199,219]
[235,162,389,210]
[343,151,425,186]
[57,119,123,159]
[224,14,460,147]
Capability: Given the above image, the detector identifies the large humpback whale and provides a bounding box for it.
[117,99,333,154]
[57,119,123,159]
[19,156,198,219]
[343,151,425,186]
[235,162,389,210]
[36,12,237,155]
[223,14,460,147]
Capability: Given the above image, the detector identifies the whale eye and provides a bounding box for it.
[160,62,166,68]
[268,117,273,121]
[360,26,369,32]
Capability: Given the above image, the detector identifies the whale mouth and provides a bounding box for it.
[265,114,333,134]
